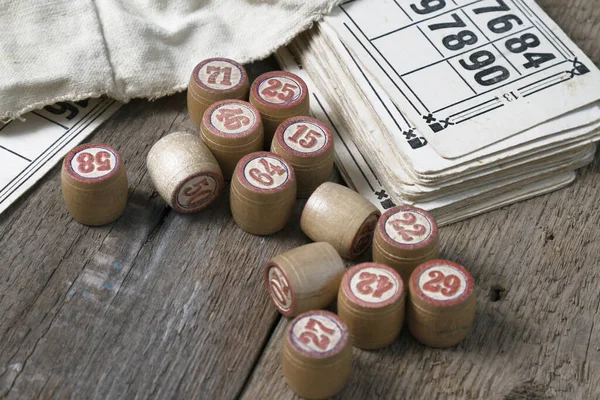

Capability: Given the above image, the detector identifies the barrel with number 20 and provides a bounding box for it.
[61,143,128,226]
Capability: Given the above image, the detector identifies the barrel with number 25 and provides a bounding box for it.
[61,143,128,226]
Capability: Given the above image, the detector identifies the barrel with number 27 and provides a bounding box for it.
[61,143,128,226]
[282,310,352,400]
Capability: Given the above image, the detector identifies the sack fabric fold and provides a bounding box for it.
[0,0,341,121]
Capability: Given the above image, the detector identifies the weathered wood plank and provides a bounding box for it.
[241,0,600,398]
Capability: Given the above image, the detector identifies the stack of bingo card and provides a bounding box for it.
[276,0,600,225]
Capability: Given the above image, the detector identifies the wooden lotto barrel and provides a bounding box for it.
[187,58,250,127]
[264,242,344,317]
[146,132,224,213]
[230,151,296,235]
[337,263,405,350]
[373,205,440,285]
[200,99,264,179]
[300,182,380,259]
[407,260,476,348]
[61,143,128,226]
[249,71,309,146]
[271,116,334,198]
[282,310,352,399]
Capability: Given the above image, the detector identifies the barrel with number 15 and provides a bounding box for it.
[61,143,128,226]
[230,152,296,235]
[271,116,334,198]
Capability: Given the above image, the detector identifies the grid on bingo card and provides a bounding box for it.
[340,0,577,130]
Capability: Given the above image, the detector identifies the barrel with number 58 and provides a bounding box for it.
[271,116,334,198]
[61,143,128,226]
[249,71,310,146]
[407,260,476,347]
[230,151,296,235]
[338,263,405,350]
[282,310,352,399]
[265,242,344,317]
[146,132,224,213]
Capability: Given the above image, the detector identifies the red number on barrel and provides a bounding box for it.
[422,270,461,296]
[298,318,335,350]
[183,177,213,206]
[356,271,394,298]
[389,212,426,241]
[205,66,233,85]
[76,151,112,174]
[248,158,285,186]
[261,79,297,101]
[287,124,323,149]
[215,107,250,130]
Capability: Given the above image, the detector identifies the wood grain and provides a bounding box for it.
[242,0,600,398]
[0,1,598,399]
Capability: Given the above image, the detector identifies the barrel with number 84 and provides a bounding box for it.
[407,259,476,347]
[61,143,128,226]
[230,151,296,235]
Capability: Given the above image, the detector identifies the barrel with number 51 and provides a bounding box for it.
[407,260,476,347]
[61,143,128,226]
[230,151,296,235]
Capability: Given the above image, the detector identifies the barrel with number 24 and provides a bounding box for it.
[61,143,128,226]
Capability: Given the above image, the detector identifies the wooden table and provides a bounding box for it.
[1,1,598,398]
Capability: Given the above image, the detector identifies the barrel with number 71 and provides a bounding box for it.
[61,143,128,226]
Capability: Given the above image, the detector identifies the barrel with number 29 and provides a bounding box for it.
[61,143,128,226]
[407,259,476,347]
[230,151,296,235]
